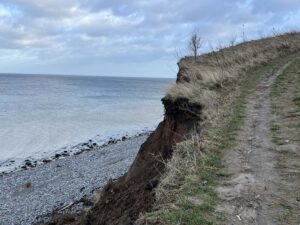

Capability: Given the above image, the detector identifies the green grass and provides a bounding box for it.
[287,123,300,128]
[269,57,300,225]
[275,203,293,223]
[144,54,300,225]
[271,124,281,132]
[271,58,300,99]
[270,57,300,144]
[292,96,300,106]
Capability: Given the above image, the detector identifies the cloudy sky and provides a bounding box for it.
[0,0,299,78]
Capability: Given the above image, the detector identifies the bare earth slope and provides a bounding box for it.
[216,60,300,224]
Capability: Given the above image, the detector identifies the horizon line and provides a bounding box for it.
[0,72,175,79]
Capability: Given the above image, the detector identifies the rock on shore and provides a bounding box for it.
[0,135,147,225]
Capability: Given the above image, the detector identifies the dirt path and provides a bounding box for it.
[216,61,300,225]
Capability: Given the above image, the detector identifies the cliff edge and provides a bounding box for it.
[39,32,300,225]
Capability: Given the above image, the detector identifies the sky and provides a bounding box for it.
[0,0,299,78]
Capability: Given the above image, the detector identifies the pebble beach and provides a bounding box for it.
[0,134,148,225]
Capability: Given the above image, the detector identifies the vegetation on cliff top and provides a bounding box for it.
[166,32,300,106]
[39,32,300,225]
[138,32,300,225]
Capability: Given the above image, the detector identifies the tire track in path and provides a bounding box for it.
[216,62,293,225]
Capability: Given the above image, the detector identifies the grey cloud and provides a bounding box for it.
[0,0,299,77]
[251,0,300,13]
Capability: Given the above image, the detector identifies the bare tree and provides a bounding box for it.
[272,27,279,37]
[229,35,237,47]
[242,24,246,42]
[188,32,202,61]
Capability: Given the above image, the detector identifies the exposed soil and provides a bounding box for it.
[216,61,300,224]
[38,98,202,225]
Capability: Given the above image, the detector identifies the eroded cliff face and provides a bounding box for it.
[41,68,202,225]
[82,97,202,225]
[40,32,300,225]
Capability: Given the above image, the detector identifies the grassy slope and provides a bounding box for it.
[143,53,300,225]
[270,58,300,224]
[165,32,300,106]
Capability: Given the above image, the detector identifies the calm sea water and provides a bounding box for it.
[0,74,173,171]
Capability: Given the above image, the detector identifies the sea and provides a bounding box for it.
[0,74,173,172]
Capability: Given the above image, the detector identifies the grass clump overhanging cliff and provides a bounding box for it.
[137,32,300,225]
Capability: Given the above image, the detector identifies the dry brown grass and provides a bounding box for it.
[166,32,300,107]
[164,32,300,191]
[154,135,203,205]
[137,32,300,225]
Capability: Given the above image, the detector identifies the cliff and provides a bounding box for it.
[40,32,300,225]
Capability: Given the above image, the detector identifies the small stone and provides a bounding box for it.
[25,182,32,188]
[42,159,52,163]
[55,154,61,158]
[80,187,85,192]
[74,151,82,155]
[80,197,93,206]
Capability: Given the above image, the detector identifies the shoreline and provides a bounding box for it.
[0,128,153,175]
[0,133,148,225]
